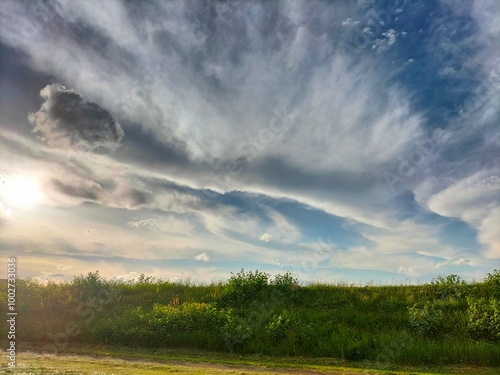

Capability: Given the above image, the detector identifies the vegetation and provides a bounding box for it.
[10,350,498,375]
[1,269,500,368]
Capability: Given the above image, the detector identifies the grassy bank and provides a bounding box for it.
[1,269,499,368]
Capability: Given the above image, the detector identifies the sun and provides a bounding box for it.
[2,175,43,208]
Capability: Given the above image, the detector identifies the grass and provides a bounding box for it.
[2,344,500,375]
[1,269,499,371]
[4,352,281,375]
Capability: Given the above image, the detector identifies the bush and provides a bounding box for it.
[148,302,229,333]
[428,274,467,300]
[266,313,292,343]
[467,297,500,341]
[408,301,446,336]
[485,269,500,298]
[271,272,298,291]
[217,269,270,307]
[221,316,252,352]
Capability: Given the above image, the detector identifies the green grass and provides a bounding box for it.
[3,344,500,375]
[1,269,499,370]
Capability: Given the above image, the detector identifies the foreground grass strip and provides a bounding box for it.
[1,352,427,375]
[8,344,500,375]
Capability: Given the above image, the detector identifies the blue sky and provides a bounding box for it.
[0,0,498,284]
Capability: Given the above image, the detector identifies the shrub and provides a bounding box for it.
[266,313,292,343]
[485,269,500,298]
[428,274,466,300]
[408,301,446,336]
[148,302,229,332]
[270,272,300,302]
[467,297,500,341]
[271,272,298,290]
[221,316,252,352]
[217,269,270,307]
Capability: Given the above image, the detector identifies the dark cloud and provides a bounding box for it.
[29,84,124,152]
[249,156,378,195]
[125,189,153,207]
[114,123,190,168]
[51,178,100,201]
[0,44,56,134]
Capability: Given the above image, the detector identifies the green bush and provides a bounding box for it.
[408,301,446,336]
[467,297,500,341]
[485,269,500,298]
[221,316,252,352]
[428,274,467,300]
[266,313,292,343]
[217,269,270,307]
[148,302,229,333]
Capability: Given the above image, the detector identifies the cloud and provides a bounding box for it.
[56,264,72,271]
[51,177,101,201]
[128,218,158,228]
[260,232,272,242]
[0,202,13,219]
[372,29,397,54]
[28,84,124,152]
[415,171,500,258]
[478,207,500,258]
[32,271,66,283]
[194,252,210,262]
[435,258,470,269]
[341,18,359,26]
[0,0,498,283]
[259,208,302,244]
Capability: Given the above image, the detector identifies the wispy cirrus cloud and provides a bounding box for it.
[0,0,498,283]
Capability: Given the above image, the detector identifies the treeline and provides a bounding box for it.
[1,269,499,366]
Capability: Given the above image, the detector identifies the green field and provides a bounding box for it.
[1,269,499,373]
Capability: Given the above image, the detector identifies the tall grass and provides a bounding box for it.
[1,269,499,366]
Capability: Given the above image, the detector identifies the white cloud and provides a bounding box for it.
[478,206,500,258]
[194,252,210,262]
[416,171,500,258]
[342,18,359,26]
[260,209,302,244]
[434,258,470,269]
[128,218,158,228]
[260,232,272,242]
[372,29,398,53]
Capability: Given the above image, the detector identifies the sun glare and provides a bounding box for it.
[2,175,43,208]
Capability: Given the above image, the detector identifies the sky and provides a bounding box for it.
[0,0,499,285]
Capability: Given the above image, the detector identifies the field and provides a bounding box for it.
[1,269,499,373]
